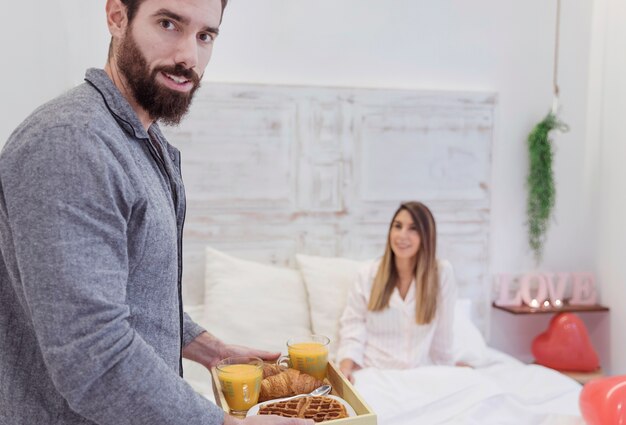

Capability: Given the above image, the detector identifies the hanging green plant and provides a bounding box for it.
[526,112,566,263]
[526,0,569,264]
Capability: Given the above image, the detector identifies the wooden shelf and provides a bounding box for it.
[492,302,609,315]
[560,368,604,385]
[530,363,604,384]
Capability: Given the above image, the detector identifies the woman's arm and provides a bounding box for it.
[336,264,373,381]
[429,260,457,365]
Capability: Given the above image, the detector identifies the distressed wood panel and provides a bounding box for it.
[163,83,496,333]
[180,95,298,210]
[353,103,492,203]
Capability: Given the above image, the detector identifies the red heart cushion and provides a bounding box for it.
[580,375,626,425]
[531,313,599,372]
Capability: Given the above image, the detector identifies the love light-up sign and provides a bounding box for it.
[494,272,598,307]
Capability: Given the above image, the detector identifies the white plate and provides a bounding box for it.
[246,394,356,418]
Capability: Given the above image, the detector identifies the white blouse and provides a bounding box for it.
[337,259,457,369]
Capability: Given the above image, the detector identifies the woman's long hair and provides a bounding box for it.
[367,201,439,324]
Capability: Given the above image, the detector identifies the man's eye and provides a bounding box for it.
[159,19,176,30]
[198,33,214,43]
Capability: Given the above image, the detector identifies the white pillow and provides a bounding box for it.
[295,254,370,360]
[202,247,311,353]
[452,299,490,367]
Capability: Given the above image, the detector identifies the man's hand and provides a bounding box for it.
[183,332,281,369]
[216,344,280,367]
[224,414,314,425]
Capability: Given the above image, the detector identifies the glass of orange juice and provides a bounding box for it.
[216,356,263,415]
[279,335,329,380]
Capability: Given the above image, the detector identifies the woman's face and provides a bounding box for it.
[389,209,421,260]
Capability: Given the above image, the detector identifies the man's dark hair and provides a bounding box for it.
[121,0,229,23]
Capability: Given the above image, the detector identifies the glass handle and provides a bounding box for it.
[277,355,291,368]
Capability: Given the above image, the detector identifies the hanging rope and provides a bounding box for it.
[553,0,561,99]
[550,0,568,122]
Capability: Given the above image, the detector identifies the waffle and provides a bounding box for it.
[258,395,349,423]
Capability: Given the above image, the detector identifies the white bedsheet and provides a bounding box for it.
[353,349,584,425]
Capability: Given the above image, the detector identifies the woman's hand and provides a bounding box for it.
[339,358,361,384]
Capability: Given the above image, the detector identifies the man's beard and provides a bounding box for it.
[116,30,201,126]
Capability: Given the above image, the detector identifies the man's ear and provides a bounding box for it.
[106,0,128,39]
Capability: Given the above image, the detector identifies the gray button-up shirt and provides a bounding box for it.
[0,69,224,425]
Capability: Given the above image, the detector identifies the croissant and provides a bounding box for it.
[258,368,324,402]
[262,363,286,379]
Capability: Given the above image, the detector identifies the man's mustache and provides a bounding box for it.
[154,64,201,85]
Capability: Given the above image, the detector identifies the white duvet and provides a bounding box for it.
[352,349,584,425]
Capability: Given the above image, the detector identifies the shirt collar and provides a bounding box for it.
[84,68,150,140]
[392,279,417,305]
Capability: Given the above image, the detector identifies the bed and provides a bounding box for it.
[181,247,584,425]
[353,350,582,425]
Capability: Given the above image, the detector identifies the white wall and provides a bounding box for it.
[1,2,66,144]
[0,1,110,143]
[2,1,611,369]
[587,0,626,375]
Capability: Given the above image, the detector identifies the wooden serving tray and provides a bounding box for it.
[211,361,376,424]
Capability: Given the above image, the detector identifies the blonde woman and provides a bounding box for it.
[337,202,457,383]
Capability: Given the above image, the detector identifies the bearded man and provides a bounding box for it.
[0,1,312,425]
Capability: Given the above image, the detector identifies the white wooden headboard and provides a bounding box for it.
[163,83,496,332]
